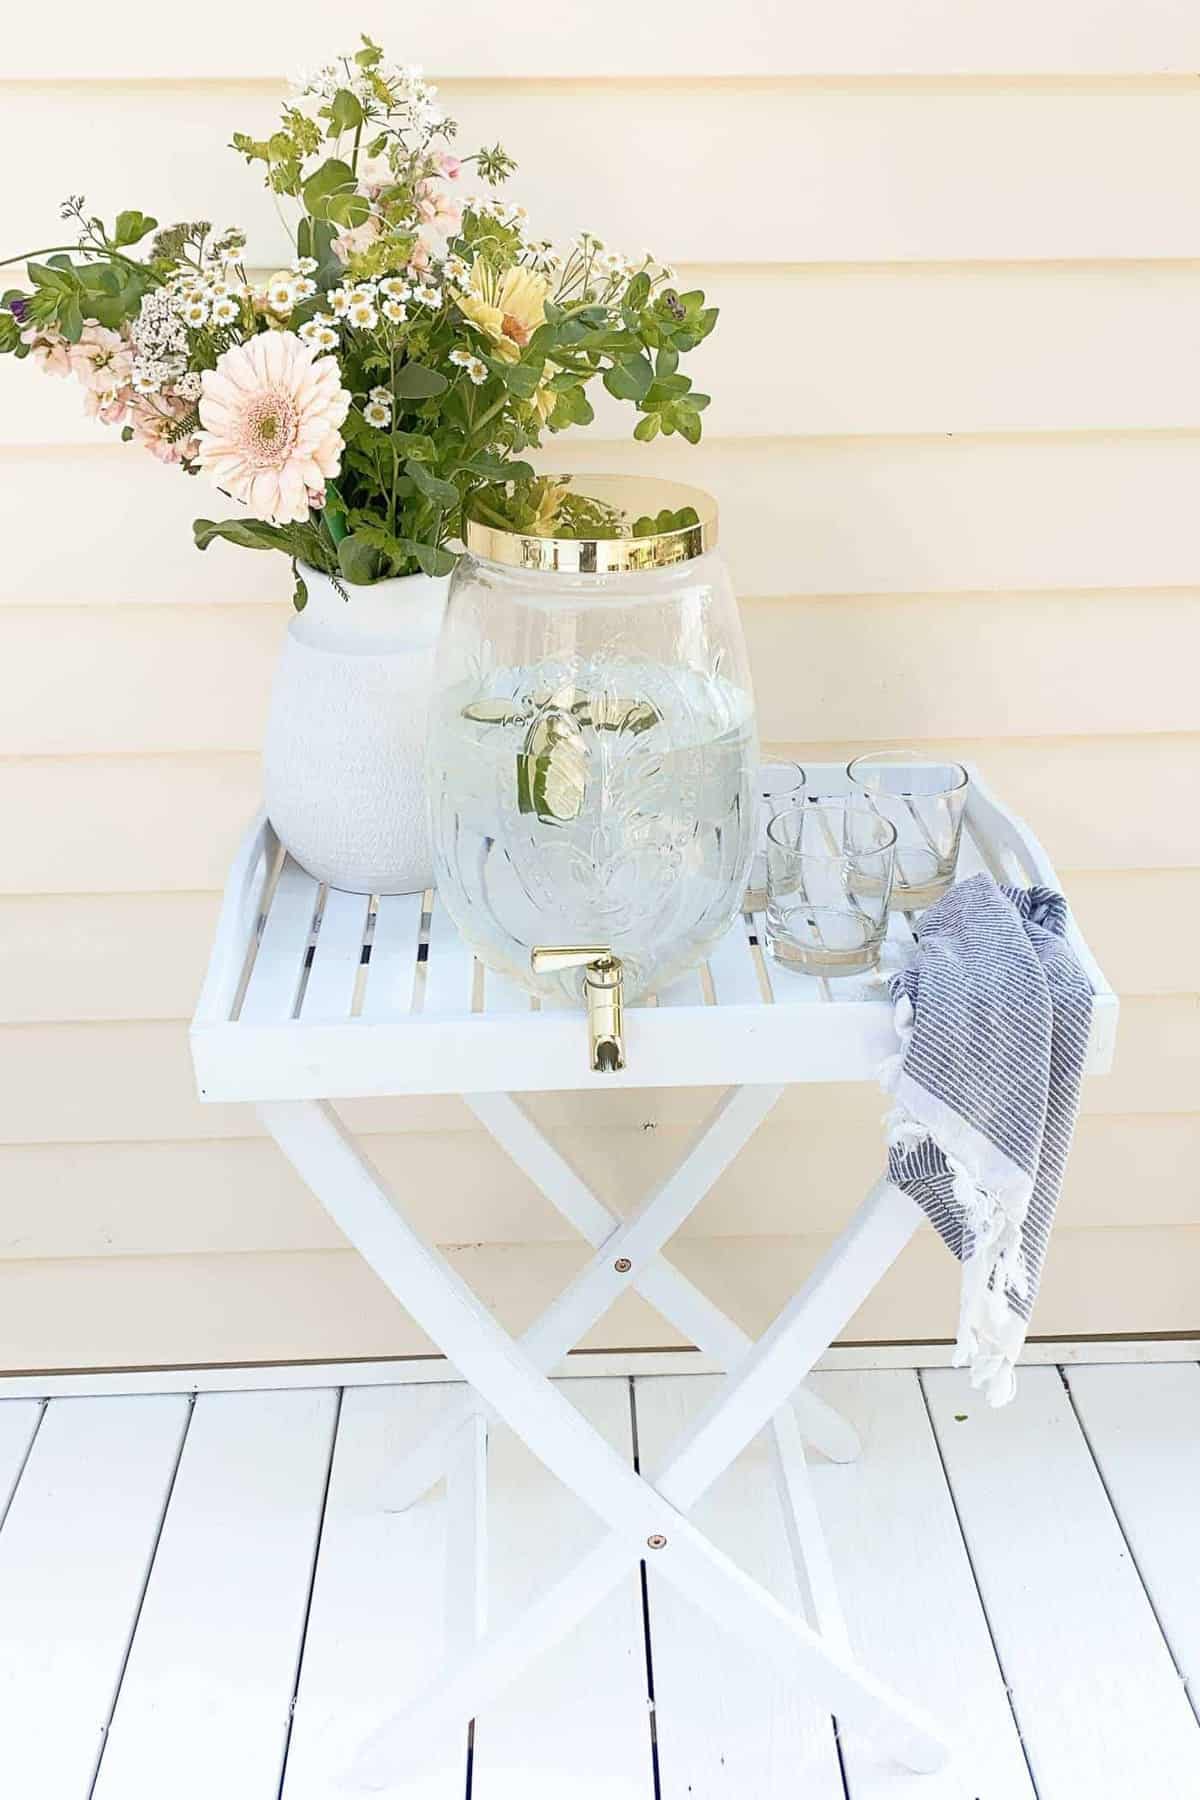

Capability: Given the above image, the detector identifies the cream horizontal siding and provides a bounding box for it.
[6,82,1200,264]
[2,1230,1198,1372]
[5,437,1200,601]
[3,738,1193,896]
[4,594,1199,755]
[0,1116,1196,1261]
[8,3,1200,78]
[0,40,1196,1367]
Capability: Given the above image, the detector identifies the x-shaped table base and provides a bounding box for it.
[259,1088,950,1788]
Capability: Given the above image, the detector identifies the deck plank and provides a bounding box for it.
[810,1369,1036,1798]
[633,1373,846,1797]
[924,1365,1200,1799]
[93,1388,338,1800]
[0,1399,42,1520]
[470,1377,654,1795]
[0,1394,189,1797]
[1065,1362,1200,1715]
[281,1382,470,1799]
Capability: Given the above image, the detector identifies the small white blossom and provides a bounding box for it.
[363,400,391,427]
[349,283,377,302]
[181,298,209,327]
[369,385,392,405]
[415,285,442,308]
[299,320,339,352]
[328,288,352,317]
[379,277,410,301]
[382,298,407,323]
[464,356,488,385]
[291,255,319,275]
[176,371,203,401]
[267,277,298,314]
[294,276,318,301]
[210,295,239,326]
[348,300,378,330]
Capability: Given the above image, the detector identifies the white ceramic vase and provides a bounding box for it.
[263,565,449,895]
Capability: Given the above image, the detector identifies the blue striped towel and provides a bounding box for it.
[880,874,1093,1404]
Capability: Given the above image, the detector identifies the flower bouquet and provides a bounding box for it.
[1,35,717,608]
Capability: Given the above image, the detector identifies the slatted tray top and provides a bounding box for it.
[191,764,1117,1100]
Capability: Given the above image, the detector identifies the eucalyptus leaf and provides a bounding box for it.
[327,88,365,135]
[497,360,540,399]
[337,531,390,584]
[405,459,459,507]
[391,361,449,399]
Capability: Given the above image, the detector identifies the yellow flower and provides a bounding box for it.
[531,363,556,424]
[457,264,549,363]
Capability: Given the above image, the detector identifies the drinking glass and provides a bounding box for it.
[846,751,969,911]
[744,761,807,912]
[765,799,897,977]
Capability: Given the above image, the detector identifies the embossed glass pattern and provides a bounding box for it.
[428,529,758,1002]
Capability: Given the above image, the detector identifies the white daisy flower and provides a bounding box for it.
[208,279,231,299]
[294,277,318,301]
[464,356,488,386]
[363,400,391,427]
[382,298,407,324]
[415,286,443,308]
[328,288,352,318]
[291,256,319,275]
[449,348,475,368]
[182,298,209,327]
[210,295,239,326]
[312,326,338,351]
[267,278,298,314]
[297,320,324,345]
[348,300,378,330]
[379,277,410,301]
[349,283,377,302]
[369,386,392,405]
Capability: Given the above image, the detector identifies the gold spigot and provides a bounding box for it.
[531,945,626,1073]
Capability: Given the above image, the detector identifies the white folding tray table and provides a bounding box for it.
[191,762,1117,1786]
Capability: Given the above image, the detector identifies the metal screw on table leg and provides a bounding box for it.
[646,1533,668,1550]
[614,1257,632,1273]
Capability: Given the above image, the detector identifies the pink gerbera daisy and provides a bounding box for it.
[196,330,350,525]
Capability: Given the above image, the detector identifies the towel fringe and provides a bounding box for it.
[885,1102,1031,1407]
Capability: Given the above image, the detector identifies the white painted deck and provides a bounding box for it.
[1,1352,1197,1800]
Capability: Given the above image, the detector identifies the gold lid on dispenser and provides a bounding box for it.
[464,474,718,575]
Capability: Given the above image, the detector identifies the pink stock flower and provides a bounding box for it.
[20,325,70,378]
[407,238,432,274]
[415,181,462,235]
[68,323,133,393]
[196,330,350,525]
[83,384,133,426]
[131,394,198,464]
[331,212,383,266]
[435,153,462,180]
